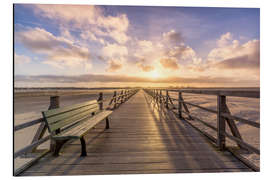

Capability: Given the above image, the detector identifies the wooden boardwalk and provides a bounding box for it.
[21,90,252,175]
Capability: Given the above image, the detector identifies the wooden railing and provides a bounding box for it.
[14,88,139,175]
[143,88,260,171]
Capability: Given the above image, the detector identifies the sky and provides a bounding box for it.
[14,4,260,88]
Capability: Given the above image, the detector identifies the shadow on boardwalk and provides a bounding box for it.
[143,92,246,171]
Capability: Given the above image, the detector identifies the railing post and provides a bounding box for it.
[166,90,169,108]
[49,96,60,152]
[121,90,124,104]
[113,91,117,108]
[32,96,59,153]
[159,90,162,103]
[98,92,103,110]
[217,95,226,151]
[49,96,60,109]
[178,92,182,119]
[155,89,158,102]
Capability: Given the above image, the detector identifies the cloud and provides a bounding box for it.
[167,44,202,65]
[33,4,129,44]
[188,33,260,75]
[106,59,123,72]
[80,31,105,44]
[102,43,128,58]
[206,33,259,72]
[15,53,31,64]
[217,32,233,47]
[161,30,202,67]
[159,57,180,70]
[215,54,259,70]
[207,33,259,63]
[163,29,183,45]
[136,59,155,72]
[137,40,154,52]
[16,27,91,69]
[133,39,161,61]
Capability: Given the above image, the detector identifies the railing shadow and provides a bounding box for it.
[143,91,245,171]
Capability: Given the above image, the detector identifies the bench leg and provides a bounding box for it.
[80,137,87,156]
[106,117,110,129]
[53,140,67,157]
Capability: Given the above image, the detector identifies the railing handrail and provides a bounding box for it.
[152,92,260,128]
[14,88,134,97]
[144,88,260,98]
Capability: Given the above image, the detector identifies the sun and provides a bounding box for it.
[150,70,160,79]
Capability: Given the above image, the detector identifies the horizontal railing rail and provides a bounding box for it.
[14,88,139,175]
[157,88,260,98]
[143,88,260,171]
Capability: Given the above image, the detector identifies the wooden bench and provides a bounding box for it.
[42,100,113,157]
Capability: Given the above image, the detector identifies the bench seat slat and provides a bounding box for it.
[47,104,98,125]
[44,100,98,118]
[48,107,99,132]
[53,110,113,140]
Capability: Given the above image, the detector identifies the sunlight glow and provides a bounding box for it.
[150,70,160,79]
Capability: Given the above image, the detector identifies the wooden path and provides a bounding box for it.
[21,90,251,175]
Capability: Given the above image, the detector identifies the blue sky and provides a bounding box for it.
[14,4,260,87]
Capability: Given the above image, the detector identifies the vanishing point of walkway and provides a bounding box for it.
[22,90,251,175]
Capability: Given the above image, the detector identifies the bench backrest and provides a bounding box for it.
[42,100,100,133]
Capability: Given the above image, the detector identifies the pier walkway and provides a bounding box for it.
[21,90,252,175]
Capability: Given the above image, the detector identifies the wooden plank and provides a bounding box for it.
[223,132,260,155]
[14,150,50,176]
[25,161,248,173]
[172,111,218,144]
[179,100,217,114]
[14,118,44,131]
[178,92,182,118]
[53,110,113,139]
[47,105,98,125]
[158,89,260,98]
[31,122,47,152]
[217,95,226,150]
[14,135,51,158]
[227,147,259,172]
[48,107,99,132]
[224,104,245,149]
[179,94,192,120]
[43,100,97,118]
[21,168,251,176]
[221,113,260,128]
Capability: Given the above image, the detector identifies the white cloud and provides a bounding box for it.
[159,57,180,70]
[187,33,260,76]
[15,53,31,64]
[102,43,128,58]
[16,27,91,69]
[80,31,105,44]
[217,32,233,47]
[136,59,155,72]
[33,4,130,44]
[137,40,154,53]
[106,59,123,72]
[167,45,202,65]
[207,32,259,64]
